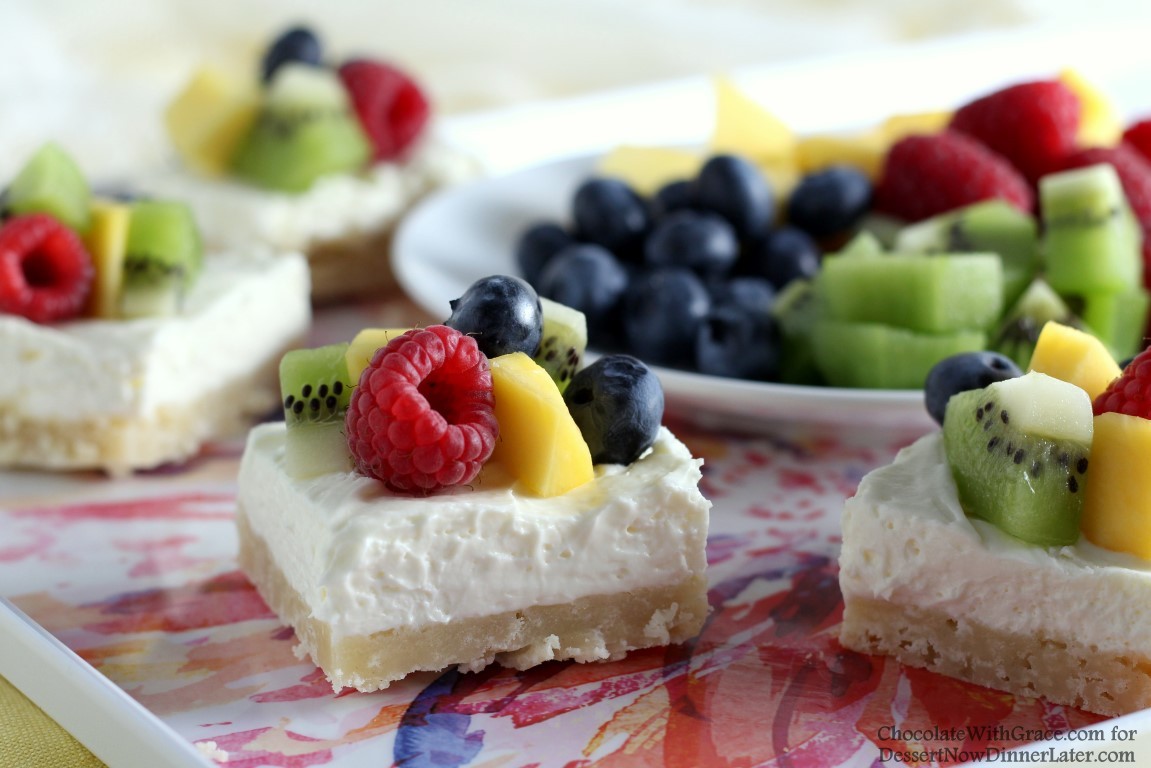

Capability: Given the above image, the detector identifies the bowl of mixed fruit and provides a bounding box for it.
[395,72,1151,434]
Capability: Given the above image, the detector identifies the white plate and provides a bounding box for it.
[393,152,935,435]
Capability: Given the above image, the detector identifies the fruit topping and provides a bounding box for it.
[563,354,664,465]
[5,143,92,234]
[924,351,1022,426]
[444,274,543,359]
[1124,118,1151,164]
[488,352,593,496]
[873,130,1033,223]
[1027,321,1121,401]
[534,297,587,393]
[812,321,986,390]
[943,371,1092,547]
[990,278,1081,369]
[338,58,431,162]
[572,177,651,257]
[165,66,260,177]
[261,25,324,84]
[536,243,627,348]
[119,200,203,318]
[747,225,820,290]
[691,154,773,239]
[643,210,738,277]
[515,222,576,287]
[345,327,412,382]
[231,63,370,193]
[281,342,355,479]
[696,301,778,381]
[345,325,498,494]
[785,165,872,241]
[0,213,94,324]
[82,200,131,319]
[1080,409,1151,559]
[622,267,710,368]
[949,79,1081,184]
[1093,346,1151,418]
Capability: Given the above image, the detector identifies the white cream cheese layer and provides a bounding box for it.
[238,423,710,639]
[0,251,310,421]
[840,432,1151,654]
[140,133,476,253]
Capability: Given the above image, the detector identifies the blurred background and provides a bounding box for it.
[0,0,1148,176]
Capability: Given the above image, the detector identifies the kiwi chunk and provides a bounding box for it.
[771,278,824,385]
[119,200,203,318]
[5,142,92,233]
[811,320,985,389]
[991,278,1083,368]
[280,343,355,479]
[943,371,1093,546]
[818,252,1003,333]
[894,200,1039,307]
[1041,164,1142,294]
[534,297,588,392]
[1066,288,1151,362]
[231,63,370,193]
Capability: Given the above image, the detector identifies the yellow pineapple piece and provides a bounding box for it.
[165,65,261,176]
[878,110,951,142]
[1027,321,1121,401]
[1059,68,1122,148]
[710,75,797,171]
[345,327,413,383]
[796,130,887,179]
[489,352,594,497]
[1081,411,1151,559]
[82,200,132,319]
[595,145,702,196]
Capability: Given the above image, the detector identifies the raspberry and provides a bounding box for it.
[1093,348,1151,417]
[1059,145,1151,290]
[0,213,93,323]
[338,58,430,162]
[1123,118,1151,164]
[873,131,1034,222]
[949,79,1081,184]
[345,325,498,494]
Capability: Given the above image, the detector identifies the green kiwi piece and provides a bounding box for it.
[119,200,203,318]
[811,320,985,389]
[942,371,1092,546]
[817,252,1003,334]
[1041,163,1142,294]
[894,199,1039,308]
[280,343,355,479]
[231,63,371,193]
[771,278,824,385]
[1066,287,1151,361]
[534,297,587,393]
[5,142,92,233]
[991,278,1083,368]
[833,230,885,259]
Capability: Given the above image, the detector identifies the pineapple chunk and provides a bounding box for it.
[345,327,413,383]
[83,200,132,319]
[489,352,594,497]
[877,110,952,142]
[1027,321,1121,401]
[1060,68,1122,148]
[1081,411,1151,559]
[595,145,702,196]
[796,130,887,179]
[166,65,260,176]
[710,75,797,171]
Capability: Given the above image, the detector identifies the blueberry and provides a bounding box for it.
[261,26,324,84]
[644,210,738,278]
[711,276,776,316]
[572,178,650,259]
[787,166,873,239]
[748,226,820,290]
[652,179,694,219]
[622,267,710,368]
[444,275,543,358]
[563,354,664,465]
[691,154,773,239]
[924,351,1023,426]
[516,222,574,288]
[696,304,779,381]
[536,243,628,347]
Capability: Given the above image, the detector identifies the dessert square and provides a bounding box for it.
[838,431,1151,717]
[236,421,711,691]
[1,252,310,474]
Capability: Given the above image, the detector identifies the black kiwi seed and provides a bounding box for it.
[975,406,984,421]
[1031,460,1043,477]
[309,398,320,412]
[1068,475,1079,493]
[326,395,337,409]
[302,384,313,398]
[1005,441,1014,455]
[987,436,1000,451]
[284,394,295,409]
[318,384,329,398]
[1077,457,1089,474]
[1057,451,1070,467]
[1000,409,1009,424]
[1013,449,1025,464]
[333,381,344,395]
[292,400,304,415]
